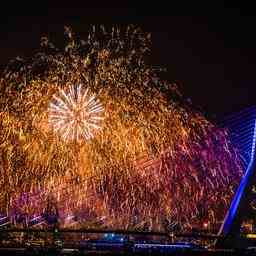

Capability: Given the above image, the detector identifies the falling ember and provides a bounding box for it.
[0,25,243,232]
[48,84,104,142]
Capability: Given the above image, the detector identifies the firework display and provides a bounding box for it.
[48,84,104,142]
[0,25,243,232]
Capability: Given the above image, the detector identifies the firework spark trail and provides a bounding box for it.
[48,84,104,142]
[0,25,243,231]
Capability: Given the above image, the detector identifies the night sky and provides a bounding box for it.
[0,6,255,120]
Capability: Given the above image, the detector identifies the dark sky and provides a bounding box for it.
[0,6,255,120]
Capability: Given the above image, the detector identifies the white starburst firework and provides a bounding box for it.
[48,84,104,142]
